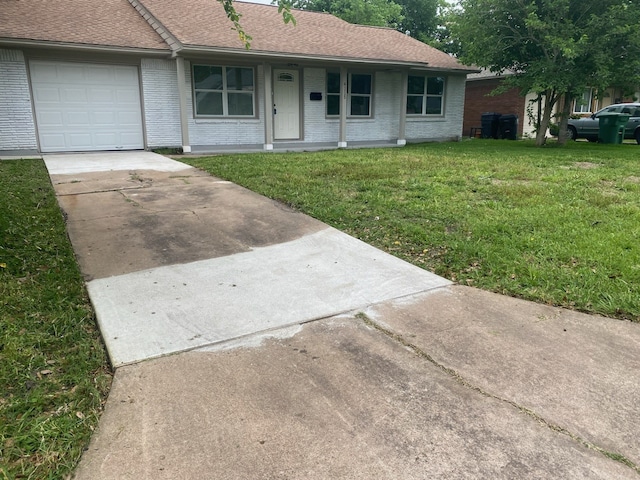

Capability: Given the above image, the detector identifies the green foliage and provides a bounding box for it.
[396,0,439,40]
[218,0,296,48]
[185,141,640,322]
[0,160,111,479]
[295,0,404,28]
[452,0,640,146]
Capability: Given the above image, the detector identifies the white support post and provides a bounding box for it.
[398,69,408,146]
[175,56,191,153]
[263,63,274,151]
[338,66,348,148]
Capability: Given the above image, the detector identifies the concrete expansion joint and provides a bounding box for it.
[54,185,152,197]
[357,313,640,476]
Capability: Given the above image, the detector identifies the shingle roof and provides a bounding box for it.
[0,0,474,71]
[139,0,471,70]
[0,0,167,50]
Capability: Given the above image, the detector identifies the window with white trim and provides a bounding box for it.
[573,88,594,113]
[407,75,445,115]
[326,72,373,117]
[193,65,255,117]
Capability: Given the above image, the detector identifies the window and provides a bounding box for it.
[574,88,594,114]
[407,75,445,115]
[326,72,340,116]
[326,72,373,117]
[193,65,254,117]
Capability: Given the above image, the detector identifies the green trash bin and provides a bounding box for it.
[598,113,630,144]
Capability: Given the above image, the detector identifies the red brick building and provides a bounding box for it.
[463,72,526,138]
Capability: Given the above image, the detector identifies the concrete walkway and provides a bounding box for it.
[42,152,640,479]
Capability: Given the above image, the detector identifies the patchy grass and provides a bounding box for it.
[185,140,640,322]
[0,160,111,479]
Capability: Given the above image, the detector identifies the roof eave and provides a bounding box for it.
[178,45,473,73]
[0,38,171,56]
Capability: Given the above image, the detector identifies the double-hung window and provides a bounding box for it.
[407,75,445,115]
[326,72,373,117]
[193,65,255,117]
[573,88,594,114]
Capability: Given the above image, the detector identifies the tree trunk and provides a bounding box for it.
[535,91,556,146]
[557,95,573,146]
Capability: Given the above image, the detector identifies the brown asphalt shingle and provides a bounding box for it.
[0,0,167,50]
[0,0,471,70]
[139,0,469,69]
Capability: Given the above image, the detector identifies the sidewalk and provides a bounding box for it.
[43,152,640,479]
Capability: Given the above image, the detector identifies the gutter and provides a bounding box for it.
[178,45,478,74]
[0,38,170,56]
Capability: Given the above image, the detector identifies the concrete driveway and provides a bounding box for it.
[42,152,640,479]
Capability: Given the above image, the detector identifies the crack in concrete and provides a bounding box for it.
[358,313,640,476]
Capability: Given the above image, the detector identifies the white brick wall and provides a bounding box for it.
[141,58,182,148]
[141,60,467,149]
[406,74,465,142]
[185,61,265,147]
[303,68,338,143]
[0,49,38,152]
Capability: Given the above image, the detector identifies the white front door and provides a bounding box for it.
[273,69,300,140]
[30,61,144,152]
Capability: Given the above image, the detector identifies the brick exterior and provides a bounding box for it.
[0,49,38,152]
[141,58,182,148]
[407,74,465,142]
[463,78,525,138]
[0,51,468,153]
[185,61,266,147]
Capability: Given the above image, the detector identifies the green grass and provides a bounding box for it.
[0,160,111,479]
[184,139,640,322]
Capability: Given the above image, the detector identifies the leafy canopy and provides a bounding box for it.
[452,0,640,145]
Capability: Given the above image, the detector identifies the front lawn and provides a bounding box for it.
[185,140,640,322]
[0,159,111,479]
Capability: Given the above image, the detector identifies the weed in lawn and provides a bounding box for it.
[184,140,640,322]
[0,159,111,479]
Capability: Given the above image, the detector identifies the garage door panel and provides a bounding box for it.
[40,134,66,149]
[59,65,87,82]
[31,61,144,152]
[88,88,116,104]
[68,133,94,149]
[94,111,116,126]
[38,111,64,127]
[62,88,88,103]
[67,111,92,125]
[34,87,61,102]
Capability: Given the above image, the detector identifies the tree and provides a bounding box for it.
[293,0,404,28]
[219,0,296,48]
[395,0,439,41]
[451,0,640,146]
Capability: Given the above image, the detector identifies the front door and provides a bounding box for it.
[273,69,300,140]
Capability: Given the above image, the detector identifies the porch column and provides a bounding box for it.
[263,63,274,150]
[398,69,408,146]
[175,56,191,153]
[338,66,348,148]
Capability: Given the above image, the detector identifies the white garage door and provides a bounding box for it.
[30,61,144,152]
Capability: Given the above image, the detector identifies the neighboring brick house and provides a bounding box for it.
[0,0,476,155]
[464,70,640,139]
[463,70,530,138]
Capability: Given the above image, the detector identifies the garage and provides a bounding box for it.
[30,61,144,152]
